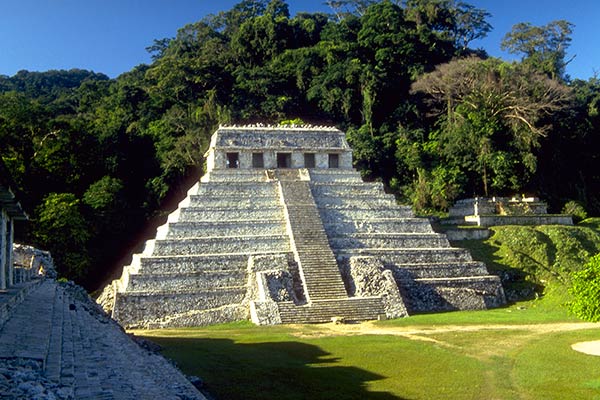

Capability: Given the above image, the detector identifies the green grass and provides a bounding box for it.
[376,293,578,327]
[138,310,600,400]
[135,221,600,399]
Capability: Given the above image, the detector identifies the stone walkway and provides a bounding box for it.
[0,279,206,399]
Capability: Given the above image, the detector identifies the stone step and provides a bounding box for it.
[44,286,66,382]
[188,195,280,208]
[387,261,489,279]
[152,235,291,256]
[139,253,250,274]
[205,169,271,182]
[138,252,292,274]
[64,286,205,398]
[279,180,349,301]
[328,233,450,250]
[307,170,364,182]
[336,248,474,263]
[196,182,278,196]
[323,219,434,235]
[318,207,414,221]
[166,220,287,238]
[0,280,55,361]
[113,288,248,329]
[400,275,506,313]
[179,206,284,222]
[0,280,206,398]
[127,270,248,292]
[59,289,75,389]
[310,182,387,196]
[277,297,385,324]
[313,195,398,208]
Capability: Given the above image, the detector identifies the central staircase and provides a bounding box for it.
[277,170,347,301]
[275,170,385,323]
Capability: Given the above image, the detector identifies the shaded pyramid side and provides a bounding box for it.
[104,170,296,328]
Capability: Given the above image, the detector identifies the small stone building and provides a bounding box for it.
[0,160,28,290]
[101,125,505,328]
[448,197,573,227]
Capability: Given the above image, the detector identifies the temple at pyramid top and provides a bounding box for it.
[205,125,353,171]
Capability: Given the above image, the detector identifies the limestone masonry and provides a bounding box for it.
[100,125,506,328]
[447,197,573,227]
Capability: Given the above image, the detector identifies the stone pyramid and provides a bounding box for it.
[100,125,505,328]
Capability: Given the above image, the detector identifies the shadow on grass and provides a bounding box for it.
[145,336,408,400]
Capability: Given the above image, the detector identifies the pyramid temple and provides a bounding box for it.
[100,125,505,328]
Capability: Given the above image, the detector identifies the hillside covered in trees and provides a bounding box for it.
[0,0,598,289]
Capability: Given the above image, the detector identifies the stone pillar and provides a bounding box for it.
[240,151,255,169]
[340,151,353,169]
[0,210,6,290]
[315,153,328,168]
[291,152,304,168]
[264,151,276,169]
[7,218,13,287]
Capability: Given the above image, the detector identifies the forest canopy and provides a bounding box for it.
[0,0,598,288]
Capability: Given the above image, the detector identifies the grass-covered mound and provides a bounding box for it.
[458,218,600,303]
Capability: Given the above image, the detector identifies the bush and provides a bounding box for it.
[406,167,464,213]
[569,254,600,321]
[562,200,588,223]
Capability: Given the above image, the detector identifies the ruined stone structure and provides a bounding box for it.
[0,159,28,291]
[448,197,573,227]
[102,125,505,328]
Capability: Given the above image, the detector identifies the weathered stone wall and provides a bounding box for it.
[449,197,552,218]
[399,277,506,312]
[0,279,206,399]
[465,214,573,227]
[13,243,57,280]
[444,228,491,241]
[342,257,407,319]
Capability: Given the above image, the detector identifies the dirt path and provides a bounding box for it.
[289,320,600,356]
[294,320,599,337]
[292,320,600,359]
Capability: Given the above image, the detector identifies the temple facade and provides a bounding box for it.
[100,125,505,328]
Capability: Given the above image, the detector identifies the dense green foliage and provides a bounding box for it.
[570,253,600,321]
[0,0,599,286]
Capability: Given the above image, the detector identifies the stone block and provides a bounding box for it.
[328,233,450,250]
[152,235,291,256]
[323,219,433,235]
[250,301,282,325]
[166,221,287,238]
[400,276,506,313]
[178,206,285,222]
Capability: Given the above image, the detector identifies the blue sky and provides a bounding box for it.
[0,0,598,80]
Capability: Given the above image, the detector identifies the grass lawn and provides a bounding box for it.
[136,301,600,400]
[134,222,600,399]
